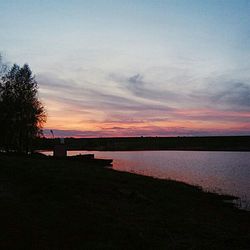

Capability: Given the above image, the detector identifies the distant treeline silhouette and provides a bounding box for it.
[0,55,46,153]
[34,136,250,151]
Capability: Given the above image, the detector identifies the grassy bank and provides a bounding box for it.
[0,154,249,249]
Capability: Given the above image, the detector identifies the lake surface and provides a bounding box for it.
[43,150,250,208]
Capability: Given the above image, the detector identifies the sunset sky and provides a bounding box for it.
[1,0,250,137]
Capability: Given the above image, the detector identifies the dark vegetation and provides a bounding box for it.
[0,153,249,249]
[0,55,46,153]
[35,136,250,151]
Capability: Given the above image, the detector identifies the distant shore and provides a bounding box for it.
[35,135,250,152]
[0,153,249,249]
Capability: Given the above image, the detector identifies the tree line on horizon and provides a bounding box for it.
[0,54,46,153]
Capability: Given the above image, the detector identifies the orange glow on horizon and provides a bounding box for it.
[42,97,250,137]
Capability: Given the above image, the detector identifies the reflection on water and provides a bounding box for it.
[43,150,250,208]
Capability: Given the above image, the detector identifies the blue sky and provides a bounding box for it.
[1,0,250,136]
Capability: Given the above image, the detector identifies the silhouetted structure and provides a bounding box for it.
[53,138,67,157]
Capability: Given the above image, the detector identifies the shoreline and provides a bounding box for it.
[37,150,250,210]
[0,153,249,249]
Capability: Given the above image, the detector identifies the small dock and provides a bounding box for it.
[52,139,112,166]
[67,154,113,166]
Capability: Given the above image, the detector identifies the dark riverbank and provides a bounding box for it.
[35,136,250,151]
[0,153,249,249]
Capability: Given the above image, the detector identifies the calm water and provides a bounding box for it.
[43,150,250,208]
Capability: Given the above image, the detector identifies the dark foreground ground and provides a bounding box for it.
[0,154,249,249]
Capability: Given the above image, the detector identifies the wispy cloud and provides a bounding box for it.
[38,70,250,136]
[190,80,250,111]
[110,72,184,104]
[211,82,250,108]
[38,72,174,114]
